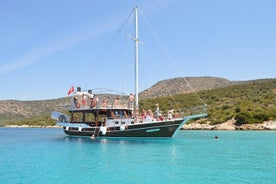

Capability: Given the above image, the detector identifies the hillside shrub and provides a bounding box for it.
[221,105,230,110]
[252,113,269,122]
[235,112,252,126]
[235,107,241,113]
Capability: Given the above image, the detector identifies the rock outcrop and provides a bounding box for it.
[182,120,276,130]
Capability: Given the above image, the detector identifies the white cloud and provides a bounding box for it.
[0,20,118,75]
[0,3,172,76]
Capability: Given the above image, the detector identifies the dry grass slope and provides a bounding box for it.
[1,77,275,127]
[139,76,233,99]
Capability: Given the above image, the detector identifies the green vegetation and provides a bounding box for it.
[0,98,69,127]
[140,79,276,126]
[2,115,56,127]
[203,79,276,125]
[1,78,276,127]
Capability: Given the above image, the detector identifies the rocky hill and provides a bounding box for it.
[139,76,235,99]
[1,77,275,128]
[0,77,229,121]
[0,98,70,126]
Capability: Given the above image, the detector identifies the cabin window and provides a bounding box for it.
[71,112,83,122]
[106,109,132,119]
[85,113,95,122]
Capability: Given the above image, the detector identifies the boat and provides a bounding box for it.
[51,7,207,138]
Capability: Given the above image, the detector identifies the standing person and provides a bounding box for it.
[168,109,173,120]
[128,93,135,109]
[141,109,146,120]
[113,97,120,108]
[134,109,140,123]
[73,96,80,108]
[146,109,153,121]
[89,97,97,108]
[156,104,159,121]
[102,97,107,108]
[93,94,99,108]
[81,94,87,108]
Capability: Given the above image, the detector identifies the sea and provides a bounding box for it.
[0,128,275,184]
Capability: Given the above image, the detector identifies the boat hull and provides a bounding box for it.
[62,119,184,138]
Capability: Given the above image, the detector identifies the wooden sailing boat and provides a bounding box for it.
[51,7,207,138]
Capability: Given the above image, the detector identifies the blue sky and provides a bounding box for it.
[0,0,275,100]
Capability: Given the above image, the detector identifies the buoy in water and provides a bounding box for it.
[214,136,219,140]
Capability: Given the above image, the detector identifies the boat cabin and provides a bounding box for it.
[68,88,135,128]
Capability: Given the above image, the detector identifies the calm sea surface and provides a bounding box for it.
[0,128,275,184]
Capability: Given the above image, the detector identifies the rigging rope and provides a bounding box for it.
[78,7,206,111]
[139,9,206,106]
[80,14,134,92]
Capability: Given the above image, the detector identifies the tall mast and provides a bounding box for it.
[134,6,139,110]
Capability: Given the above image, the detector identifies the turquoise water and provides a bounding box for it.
[0,128,275,184]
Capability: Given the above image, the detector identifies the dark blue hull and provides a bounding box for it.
[63,119,184,138]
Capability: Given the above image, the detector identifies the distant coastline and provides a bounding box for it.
[3,121,276,130]
[4,125,61,128]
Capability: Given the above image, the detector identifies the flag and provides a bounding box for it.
[67,86,74,95]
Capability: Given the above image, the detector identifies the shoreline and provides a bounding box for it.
[182,120,276,130]
[3,125,61,128]
[2,120,276,130]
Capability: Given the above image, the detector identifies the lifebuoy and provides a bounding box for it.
[90,99,97,108]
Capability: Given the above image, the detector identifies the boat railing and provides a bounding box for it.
[70,94,133,110]
[135,104,208,123]
[160,104,208,119]
[69,91,207,120]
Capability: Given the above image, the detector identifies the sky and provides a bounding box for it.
[0,0,275,100]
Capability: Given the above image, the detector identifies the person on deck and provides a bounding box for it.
[156,104,159,121]
[112,97,120,108]
[141,109,146,120]
[168,109,173,120]
[93,94,99,108]
[74,96,80,108]
[81,94,87,108]
[146,109,153,121]
[128,93,135,109]
[102,98,107,108]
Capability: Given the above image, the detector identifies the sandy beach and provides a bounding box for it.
[183,120,276,130]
